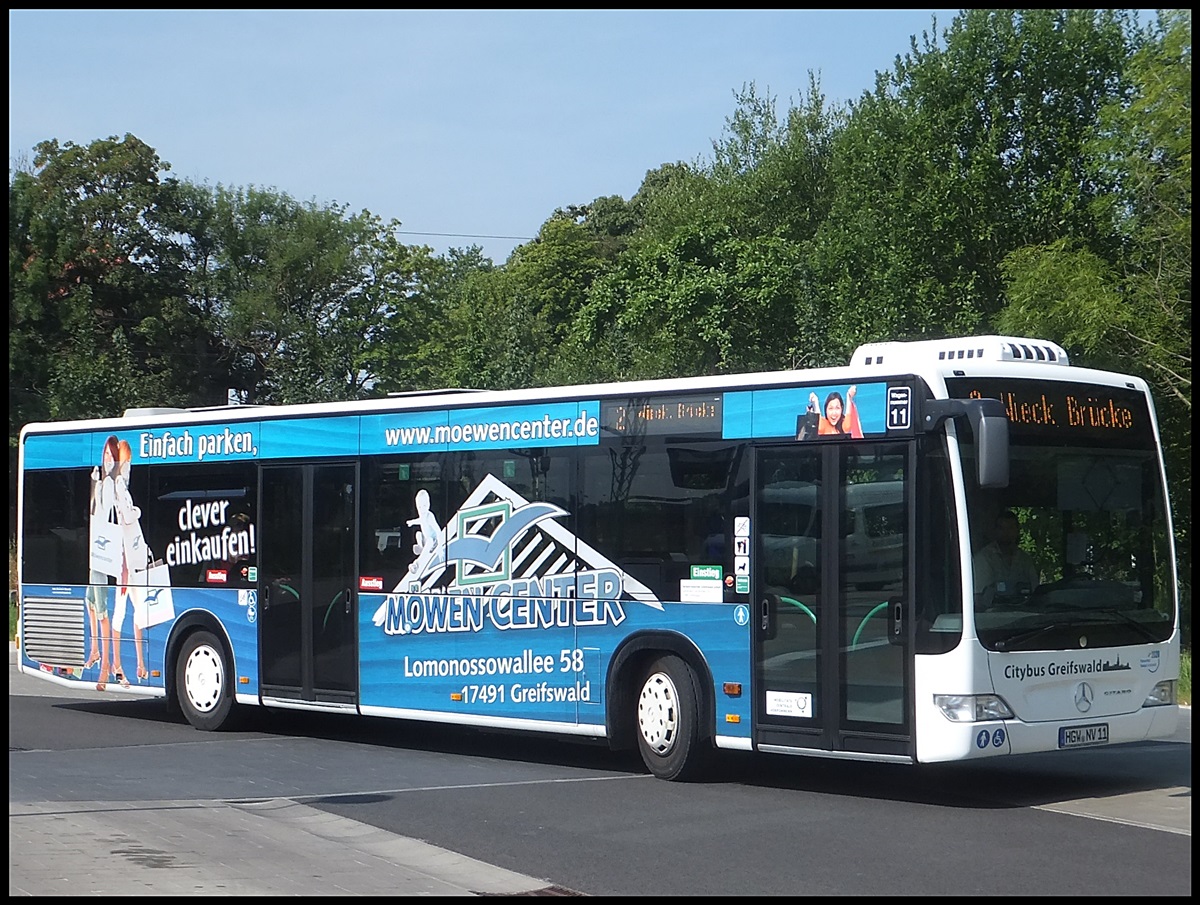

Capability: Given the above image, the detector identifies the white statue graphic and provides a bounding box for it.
[407,489,441,559]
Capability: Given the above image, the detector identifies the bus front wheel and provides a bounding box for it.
[635,655,710,781]
[176,630,235,731]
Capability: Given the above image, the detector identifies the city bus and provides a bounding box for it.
[15,334,1180,780]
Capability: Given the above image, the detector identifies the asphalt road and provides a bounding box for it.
[9,644,1192,896]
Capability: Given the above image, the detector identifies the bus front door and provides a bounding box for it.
[753,443,912,757]
[259,463,358,704]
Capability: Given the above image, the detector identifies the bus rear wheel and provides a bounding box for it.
[176,630,235,731]
[636,655,710,781]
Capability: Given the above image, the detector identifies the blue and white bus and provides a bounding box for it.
[15,334,1180,780]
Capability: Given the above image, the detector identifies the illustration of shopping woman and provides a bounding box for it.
[85,436,120,687]
[109,439,148,686]
[86,436,152,689]
[796,385,864,440]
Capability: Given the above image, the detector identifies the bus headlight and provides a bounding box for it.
[934,694,1014,722]
[1143,680,1176,707]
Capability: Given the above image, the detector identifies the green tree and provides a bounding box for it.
[557,80,840,381]
[807,9,1138,360]
[386,244,515,392]
[201,186,426,404]
[551,194,640,261]
[359,239,471,395]
[438,265,543,391]
[999,10,1190,420]
[560,228,808,382]
[507,217,607,368]
[636,80,840,250]
[9,134,226,435]
[997,9,1191,632]
[417,218,608,391]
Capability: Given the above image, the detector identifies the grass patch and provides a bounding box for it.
[1180,649,1192,706]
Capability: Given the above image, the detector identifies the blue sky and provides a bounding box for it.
[9,9,965,263]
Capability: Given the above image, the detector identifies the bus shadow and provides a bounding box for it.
[708,741,1192,810]
[51,697,1190,809]
[53,697,645,775]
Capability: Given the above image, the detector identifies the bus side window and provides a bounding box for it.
[916,441,962,653]
[21,471,91,585]
[578,442,740,602]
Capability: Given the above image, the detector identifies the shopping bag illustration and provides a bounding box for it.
[122,518,149,575]
[89,504,123,578]
[133,558,176,629]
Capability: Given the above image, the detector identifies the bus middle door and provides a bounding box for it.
[259,462,358,705]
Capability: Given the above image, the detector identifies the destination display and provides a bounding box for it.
[944,378,1155,449]
[600,394,723,437]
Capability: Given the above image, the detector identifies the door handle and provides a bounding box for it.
[760,596,778,640]
[888,598,904,643]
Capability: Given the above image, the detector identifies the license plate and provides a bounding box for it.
[1059,723,1109,749]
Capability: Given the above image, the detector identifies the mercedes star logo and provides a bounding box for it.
[1074,681,1094,713]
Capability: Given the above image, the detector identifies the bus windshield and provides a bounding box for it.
[953,379,1176,653]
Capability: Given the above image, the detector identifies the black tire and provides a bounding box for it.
[176,629,236,731]
[635,654,711,781]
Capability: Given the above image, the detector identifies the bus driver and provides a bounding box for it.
[973,509,1039,597]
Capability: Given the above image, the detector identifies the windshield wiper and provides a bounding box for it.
[1092,608,1163,643]
[992,617,1082,651]
[993,609,1164,651]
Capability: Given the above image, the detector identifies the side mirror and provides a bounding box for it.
[922,398,1010,488]
[971,400,1010,487]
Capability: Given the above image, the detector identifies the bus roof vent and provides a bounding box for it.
[123,407,187,418]
[185,403,274,412]
[849,335,1070,369]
